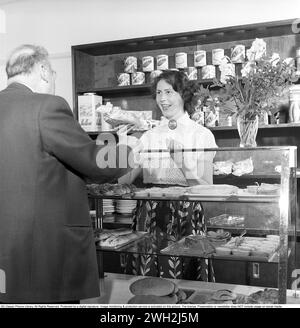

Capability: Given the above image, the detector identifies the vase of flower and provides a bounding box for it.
[237,115,259,147]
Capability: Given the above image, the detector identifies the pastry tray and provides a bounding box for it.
[96,231,148,250]
[160,237,279,262]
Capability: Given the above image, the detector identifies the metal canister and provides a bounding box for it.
[156,54,169,70]
[201,65,216,79]
[212,48,225,65]
[220,63,235,83]
[175,52,187,69]
[194,50,206,67]
[117,73,130,86]
[124,56,137,73]
[132,72,145,85]
[186,67,198,80]
[289,85,300,122]
[142,56,154,72]
[231,45,246,63]
[149,70,162,82]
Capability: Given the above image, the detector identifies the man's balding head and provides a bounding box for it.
[5,44,56,95]
[6,44,50,79]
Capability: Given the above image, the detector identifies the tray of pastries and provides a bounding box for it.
[94,228,147,250]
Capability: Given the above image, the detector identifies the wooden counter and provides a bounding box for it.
[81,273,300,305]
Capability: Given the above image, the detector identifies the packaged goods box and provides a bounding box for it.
[78,93,102,132]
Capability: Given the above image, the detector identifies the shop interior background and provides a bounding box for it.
[0,0,299,109]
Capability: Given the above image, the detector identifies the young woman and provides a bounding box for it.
[120,70,218,282]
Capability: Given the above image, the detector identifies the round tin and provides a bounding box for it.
[186,67,198,80]
[201,65,216,79]
[175,52,187,69]
[220,63,235,83]
[117,73,130,86]
[124,56,137,73]
[231,45,246,63]
[156,54,169,70]
[212,48,225,65]
[194,50,206,67]
[132,72,145,85]
[142,56,154,72]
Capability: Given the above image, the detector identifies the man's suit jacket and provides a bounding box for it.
[0,83,123,303]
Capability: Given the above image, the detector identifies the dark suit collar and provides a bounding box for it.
[7,82,34,94]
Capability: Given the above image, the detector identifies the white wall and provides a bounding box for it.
[0,0,299,108]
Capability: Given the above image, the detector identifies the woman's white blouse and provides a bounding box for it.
[138,112,217,186]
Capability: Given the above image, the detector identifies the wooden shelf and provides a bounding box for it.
[77,79,215,96]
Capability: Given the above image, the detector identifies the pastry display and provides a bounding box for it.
[207,214,245,227]
[188,184,239,195]
[206,229,231,242]
[258,183,280,195]
[213,160,233,175]
[236,288,279,304]
[216,235,280,259]
[94,228,145,249]
[232,157,254,176]
[87,183,137,196]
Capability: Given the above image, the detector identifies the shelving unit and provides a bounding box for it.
[72,19,300,303]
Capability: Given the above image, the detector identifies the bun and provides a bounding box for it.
[129,277,175,297]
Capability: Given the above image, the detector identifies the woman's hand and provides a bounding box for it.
[166,137,185,169]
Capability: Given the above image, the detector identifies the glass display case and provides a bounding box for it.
[88,146,297,304]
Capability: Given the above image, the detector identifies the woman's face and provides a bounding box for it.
[156,79,185,120]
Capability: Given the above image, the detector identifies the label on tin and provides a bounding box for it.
[231,45,246,63]
[186,67,198,80]
[202,65,216,79]
[175,52,187,69]
[132,72,145,85]
[150,70,162,82]
[156,54,169,70]
[124,56,137,73]
[212,48,225,65]
[194,50,206,67]
[142,56,154,72]
[117,73,130,86]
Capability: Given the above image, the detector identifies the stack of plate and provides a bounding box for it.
[115,199,137,215]
[102,199,115,214]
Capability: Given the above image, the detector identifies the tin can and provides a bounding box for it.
[117,73,130,86]
[202,65,216,79]
[289,85,300,122]
[150,70,162,82]
[186,67,198,80]
[220,63,235,83]
[175,52,187,69]
[124,56,137,73]
[231,45,246,63]
[132,72,145,85]
[212,48,225,65]
[283,57,295,67]
[194,50,206,67]
[142,56,154,72]
[156,54,169,70]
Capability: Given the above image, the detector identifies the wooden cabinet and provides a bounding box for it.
[72,18,299,121]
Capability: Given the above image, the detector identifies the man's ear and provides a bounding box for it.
[40,63,49,83]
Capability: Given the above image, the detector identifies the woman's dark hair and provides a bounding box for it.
[151,69,200,114]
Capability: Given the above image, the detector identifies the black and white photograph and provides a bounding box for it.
[0,0,300,315]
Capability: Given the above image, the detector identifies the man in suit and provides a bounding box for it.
[0,44,130,303]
